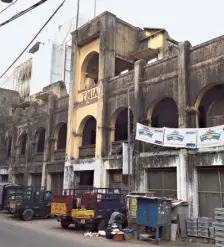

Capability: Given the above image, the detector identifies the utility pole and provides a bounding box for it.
[66,0,80,190]
[69,0,79,143]
[94,0,96,18]
[76,0,80,29]
[127,87,131,192]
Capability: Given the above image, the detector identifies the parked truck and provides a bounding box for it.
[51,188,127,231]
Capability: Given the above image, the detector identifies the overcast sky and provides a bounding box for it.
[0,0,223,85]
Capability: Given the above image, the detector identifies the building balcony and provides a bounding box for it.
[54,149,66,160]
[111,141,127,155]
[79,145,95,158]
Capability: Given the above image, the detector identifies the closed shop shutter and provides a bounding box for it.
[198,167,224,217]
[147,168,177,198]
[1,175,8,183]
[108,169,128,192]
[15,174,24,186]
[32,174,42,188]
[51,173,63,195]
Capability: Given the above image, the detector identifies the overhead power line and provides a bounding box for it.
[0,0,48,28]
[0,0,66,80]
[0,0,18,15]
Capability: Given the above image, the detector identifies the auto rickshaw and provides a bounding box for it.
[9,186,52,221]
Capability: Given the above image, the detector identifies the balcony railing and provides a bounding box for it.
[111,141,127,155]
[79,144,95,158]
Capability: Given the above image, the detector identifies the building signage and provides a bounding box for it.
[81,87,98,102]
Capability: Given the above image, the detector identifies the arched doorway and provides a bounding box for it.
[81,52,99,89]
[56,123,67,150]
[19,133,27,155]
[110,108,133,155]
[150,98,178,128]
[36,128,45,153]
[114,108,133,141]
[82,117,97,146]
[79,116,96,158]
[197,84,224,127]
[5,136,12,157]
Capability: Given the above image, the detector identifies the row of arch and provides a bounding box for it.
[5,122,67,158]
[5,83,224,158]
[78,83,224,149]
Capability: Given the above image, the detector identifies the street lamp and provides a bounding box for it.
[1,0,13,3]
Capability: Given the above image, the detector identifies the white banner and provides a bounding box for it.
[164,128,197,148]
[136,123,164,146]
[197,126,224,148]
[122,143,133,175]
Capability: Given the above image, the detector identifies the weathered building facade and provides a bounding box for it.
[64,11,224,219]
[1,11,224,219]
[0,81,68,195]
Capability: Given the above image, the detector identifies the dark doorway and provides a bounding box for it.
[6,137,12,157]
[57,123,67,150]
[199,85,224,127]
[151,98,178,128]
[20,133,27,155]
[82,117,96,145]
[37,128,45,153]
[115,108,133,141]
[79,171,94,186]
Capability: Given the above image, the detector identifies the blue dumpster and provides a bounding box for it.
[128,196,172,244]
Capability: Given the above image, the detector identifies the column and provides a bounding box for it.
[177,149,188,201]
[133,59,146,191]
[178,41,191,128]
[177,41,191,207]
[96,13,116,158]
[41,94,55,187]
[187,108,200,128]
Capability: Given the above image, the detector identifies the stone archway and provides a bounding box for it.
[147,97,178,128]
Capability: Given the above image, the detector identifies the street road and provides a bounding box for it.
[0,218,93,247]
[0,213,136,247]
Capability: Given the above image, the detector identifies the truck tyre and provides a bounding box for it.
[61,219,70,229]
[22,209,34,221]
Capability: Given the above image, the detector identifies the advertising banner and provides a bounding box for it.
[164,128,197,148]
[197,126,224,148]
[135,123,164,146]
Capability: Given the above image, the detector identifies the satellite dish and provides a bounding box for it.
[1,0,13,3]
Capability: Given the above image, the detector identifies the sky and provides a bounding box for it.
[0,0,223,87]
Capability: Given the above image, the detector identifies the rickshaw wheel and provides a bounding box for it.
[61,219,71,229]
[22,209,34,221]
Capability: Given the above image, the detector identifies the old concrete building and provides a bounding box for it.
[1,11,224,219]
[64,11,224,219]
[0,81,68,194]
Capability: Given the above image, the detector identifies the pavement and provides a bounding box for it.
[0,212,215,247]
[0,212,138,247]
